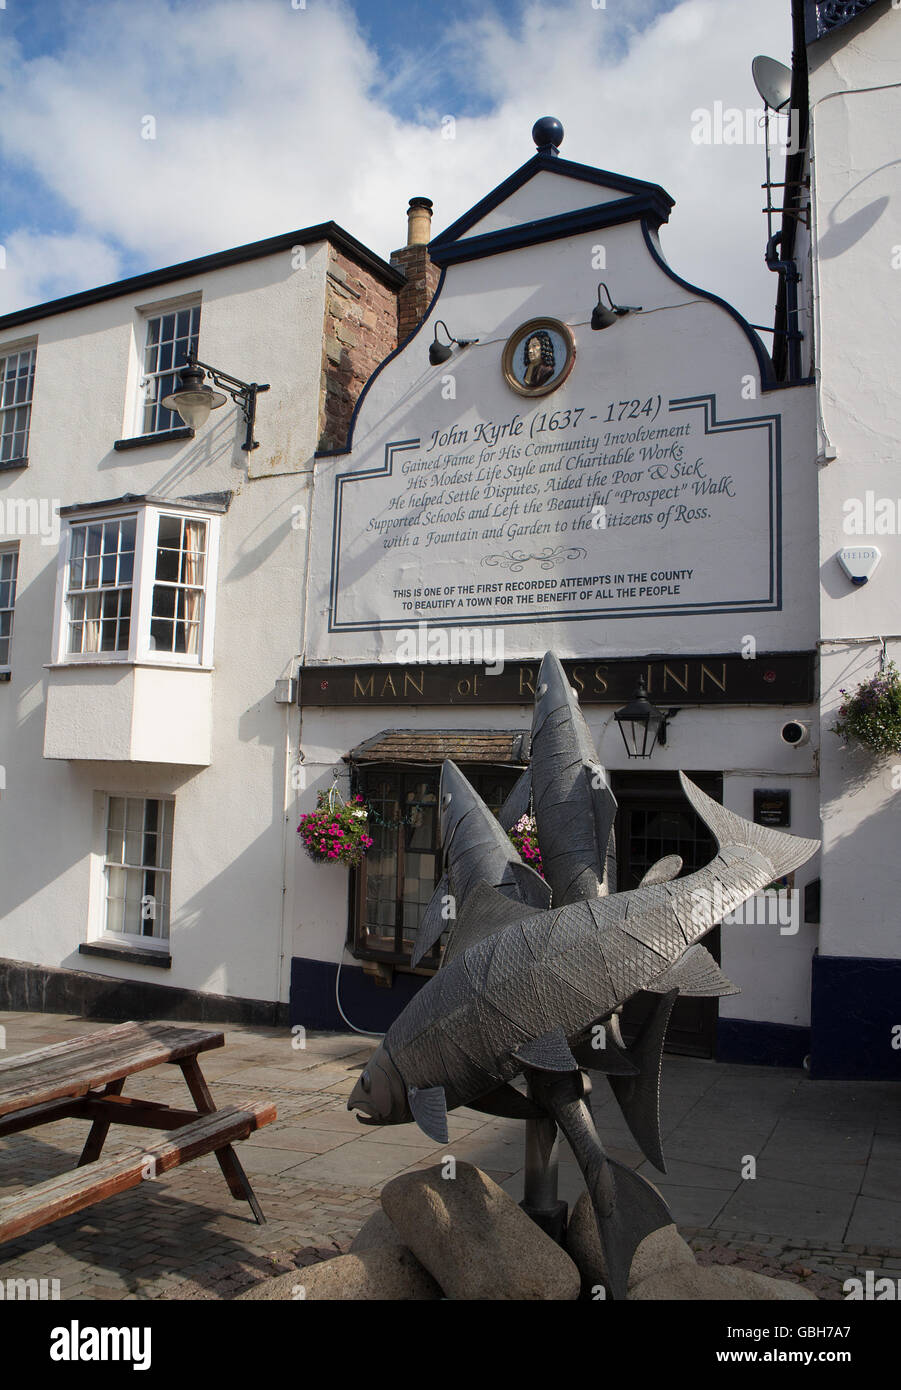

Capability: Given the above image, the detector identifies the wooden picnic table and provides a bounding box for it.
[0,1020,276,1245]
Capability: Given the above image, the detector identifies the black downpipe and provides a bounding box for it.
[766,232,803,383]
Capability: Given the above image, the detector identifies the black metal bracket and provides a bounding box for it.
[186,354,270,451]
[657,707,681,747]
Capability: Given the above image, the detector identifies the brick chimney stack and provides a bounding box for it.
[391,197,440,342]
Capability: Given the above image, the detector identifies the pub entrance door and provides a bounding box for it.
[611,770,724,1058]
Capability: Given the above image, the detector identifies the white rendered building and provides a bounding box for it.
[1,0,897,1081]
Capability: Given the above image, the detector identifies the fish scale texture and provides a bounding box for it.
[376,735,820,1114]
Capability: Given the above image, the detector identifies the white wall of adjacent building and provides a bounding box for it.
[0,242,327,1005]
[809,5,901,965]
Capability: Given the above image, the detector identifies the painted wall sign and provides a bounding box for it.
[299,651,815,707]
[327,391,782,633]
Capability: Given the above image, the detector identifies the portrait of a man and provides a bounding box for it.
[503,318,575,397]
[522,330,556,389]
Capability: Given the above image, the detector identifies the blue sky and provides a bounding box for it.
[0,0,792,322]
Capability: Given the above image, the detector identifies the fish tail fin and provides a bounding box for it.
[679,772,819,879]
[594,1158,674,1300]
[529,1068,671,1300]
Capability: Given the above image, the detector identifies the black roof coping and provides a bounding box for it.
[0,222,404,333]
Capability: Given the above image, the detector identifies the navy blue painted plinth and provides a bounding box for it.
[810,954,901,1080]
[290,955,428,1033]
[717,1017,809,1069]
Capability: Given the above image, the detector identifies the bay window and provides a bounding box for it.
[53,497,221,666]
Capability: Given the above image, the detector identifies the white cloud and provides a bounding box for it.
[0,0,793,326]
[0,231,124,317]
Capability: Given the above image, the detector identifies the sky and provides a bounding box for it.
[0,0,794,327]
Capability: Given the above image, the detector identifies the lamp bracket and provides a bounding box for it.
[657,706,681,747]
[185,353,270,451]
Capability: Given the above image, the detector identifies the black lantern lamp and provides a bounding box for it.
[591,282,643,330]
[162,354,270,451]
[614,680,679,759]
[428,320,479,366]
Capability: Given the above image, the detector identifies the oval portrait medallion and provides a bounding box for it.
[502,317,576,398]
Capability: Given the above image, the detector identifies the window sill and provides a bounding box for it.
[350,945,438,975]
[45,660,214,672]
[113,428,194,452]
[0,457,28,471]
[79,941,171,969]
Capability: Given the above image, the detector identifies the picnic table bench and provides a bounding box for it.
[0,1020,276,1244]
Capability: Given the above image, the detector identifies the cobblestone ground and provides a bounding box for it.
[1,1013,898,1300]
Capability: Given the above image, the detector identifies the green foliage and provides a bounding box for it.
[832,661,901,756]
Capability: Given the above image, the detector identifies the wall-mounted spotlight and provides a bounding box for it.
[613,681,679,759]
[162,353,270,451]
[428,320,479,365]
[591,283,643,331]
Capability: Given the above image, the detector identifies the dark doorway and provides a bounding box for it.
[611,770,723,1057]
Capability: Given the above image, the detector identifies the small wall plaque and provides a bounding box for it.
[754,788,791,827]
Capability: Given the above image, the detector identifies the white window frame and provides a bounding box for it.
[0,339,37,466]
[0,542,19,674]
[90,792,175,951]
[51,500,220,668]
[134,296,201,438]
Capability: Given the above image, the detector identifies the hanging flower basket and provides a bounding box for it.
[507,814,545,879]
[832,661,901,756]
[298,792,374,866]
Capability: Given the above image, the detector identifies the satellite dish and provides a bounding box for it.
[752,55,793,111]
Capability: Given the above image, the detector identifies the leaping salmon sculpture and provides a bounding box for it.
[348,653,819,1297]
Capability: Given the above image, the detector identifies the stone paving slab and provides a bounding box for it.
[714,1176,857,1243]
[0,1011,899,1301]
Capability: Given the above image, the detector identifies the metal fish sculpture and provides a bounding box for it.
[410,758,551,969]
[527,651,618,902]
[346,772,817,1139]
[347,774,818,1134]
[347,651,820,1296]
[493,652,618,901]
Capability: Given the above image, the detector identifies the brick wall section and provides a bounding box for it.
[318,245,398,453]
[391,244,441,345]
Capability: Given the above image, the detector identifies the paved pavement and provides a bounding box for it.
[0,1010,899,1300]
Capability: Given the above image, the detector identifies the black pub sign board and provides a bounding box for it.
[299,651,816,707]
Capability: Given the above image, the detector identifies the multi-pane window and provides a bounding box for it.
[103,795,173,942]
[141,306,200,435]
[0,547,19,670]
[352,767,518,966]
[66,518,136,655]
[0,346,36,465]
[58,504,217,664]
[150,515,207,655]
